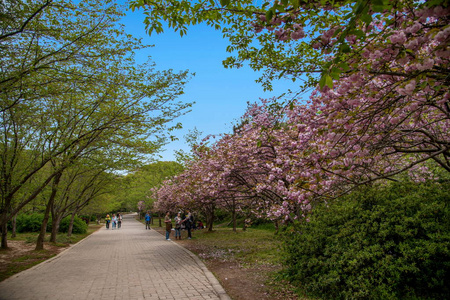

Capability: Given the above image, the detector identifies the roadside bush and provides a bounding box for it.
[282,182,450,299]
[59,216,88,234]
[78,215,91,224]
[10,213,87,234]
[14,213,48,233]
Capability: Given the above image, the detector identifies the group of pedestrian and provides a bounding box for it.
[105,213,122,229]
[165,210,194,241]
[142,210,200,240]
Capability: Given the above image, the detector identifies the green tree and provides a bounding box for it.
[0,0,192,249]
[80,192,121,224]
[120,161,184,212]
[46,162,113,243]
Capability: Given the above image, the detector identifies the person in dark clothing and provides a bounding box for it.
[105,214,111,229]
[183,210,193,239]
[117,213,122,229]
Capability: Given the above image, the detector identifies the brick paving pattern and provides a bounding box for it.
[0,214,230,300]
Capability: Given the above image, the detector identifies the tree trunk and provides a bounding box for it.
[232,200,236,232]
[1,196,12,249]
[67,212,76,237]
[205,203,215,232]
[0,216,8,249]
[36,172,62,250]
[35,202,52,250]
[207,212,215,232]
[49,215,62,243]
[11,214,17,238]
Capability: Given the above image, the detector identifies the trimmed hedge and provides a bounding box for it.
[282,182,450,299]
[10,213,87,234]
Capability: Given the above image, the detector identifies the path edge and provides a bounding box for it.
[170,238,232,300]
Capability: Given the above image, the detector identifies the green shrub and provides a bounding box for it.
[59,215,88,234]
[10,213,87,234]
[213,209,229,224]
[78,215,91,224]
[282,182,450,299]
[252,220,277,230]
[14,214,48,233]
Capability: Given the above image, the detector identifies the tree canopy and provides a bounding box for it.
[131,0,449,90]
[145,0,449,224]
[0,0,192,248]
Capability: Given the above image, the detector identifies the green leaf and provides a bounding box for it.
[291,0,300,9]
[353,0,365,14]
[372,5,384,13]
[340,43,351,53]
[339,62,350,72]
[319,74,327,89]
[353,29,366,38]
[219,0,230,6]
[266,9,274,22]
[325,74,333,88]
[330,67,341,80]
[361,12,372,25]
[372,0,384,5]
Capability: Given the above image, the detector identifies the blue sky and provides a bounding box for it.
[121,5,300,161]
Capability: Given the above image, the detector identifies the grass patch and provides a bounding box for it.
[9,224,101,245]
[0,249,57,282]
[1,257,51,281]
[191,226,283,265]
[152,221,283,265]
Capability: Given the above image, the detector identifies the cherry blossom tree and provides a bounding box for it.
[151,1,449,223]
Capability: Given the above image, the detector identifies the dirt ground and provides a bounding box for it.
[178,240,297,300]
[154,228,299,300]
[0,240,67,281]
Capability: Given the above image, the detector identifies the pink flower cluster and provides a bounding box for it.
[154,4,449,223]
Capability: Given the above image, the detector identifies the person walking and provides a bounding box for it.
[105,214,111,229]
[145,211,151,230]
[117,213,122,229]
[164,212,172,241]
[174,212,182,240]
[112,214,117,230]
[183,210,193,240]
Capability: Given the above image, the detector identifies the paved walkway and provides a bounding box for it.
[0,214,230,300]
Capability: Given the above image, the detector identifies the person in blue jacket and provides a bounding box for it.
[145,211,151,230]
